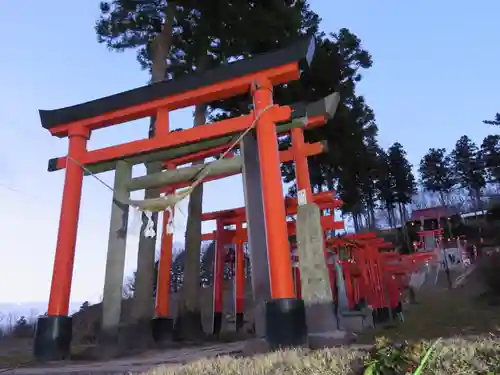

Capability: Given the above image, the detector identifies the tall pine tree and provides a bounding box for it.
[483,113,500,126]
[387,142,416,225]
[377,149,397,228]
[451,135,486,210]
[419,148,456,205]
[481,135,500,183]
[281,31,376,230]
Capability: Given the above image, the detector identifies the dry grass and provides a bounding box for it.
[144,346,367,375]
[0,337,34,369]
[2,272,500,374]
[144,279,500,375]
[0,338,100,369]
[144,337,500,375]
[356,289,500,344]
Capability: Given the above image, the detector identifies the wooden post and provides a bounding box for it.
[152,155,175,341]
[240,132,270,338]
[101,160,132,343]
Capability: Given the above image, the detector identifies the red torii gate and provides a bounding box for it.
[36,36,325,359]
[154,121,328,328]
[326,233,393,310]
[198,191,344,334]
[327,233,436,324]
[324,233,400,322]
[205,222,437,330]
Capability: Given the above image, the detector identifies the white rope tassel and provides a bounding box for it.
[129,206,143,236]
[143,211,156,238]
[140,198,176,239]
[165,206,174,234]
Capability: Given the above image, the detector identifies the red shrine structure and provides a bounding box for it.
[36,33,438,362]
[36,36,324,360]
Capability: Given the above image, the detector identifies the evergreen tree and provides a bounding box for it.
[451,135,486,210]
[358,136,383,229]
[418,148,456,205]
[387,142,416,225]
[337,170,365,230]
[14,316,27,327]
[483,113,500,126]
[199,241,215,286]
[126,247,210,295]
[377,149,397,227]
[481,135,500,183]
[199,242,248,285]
[267,31,376,229]
[170,249,185,292]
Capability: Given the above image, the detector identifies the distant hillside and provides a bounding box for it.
[0,302,83,326]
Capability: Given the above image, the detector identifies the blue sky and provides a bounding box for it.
[0,1,498,307]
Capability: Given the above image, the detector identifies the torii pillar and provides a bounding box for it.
[251,78,307,348]
[34,126,90,360]
[100,160,133,344]
[151,181,175,342]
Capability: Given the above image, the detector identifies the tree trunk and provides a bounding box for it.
[131,5,175,324]
[386,205,393,228]
[475,188,486,238]
[359,213,366,231]
[438,191,448,207]
[391,207,397,228]
[369,204,376,230]
[174,53,209,340]
[398,202,412,252]
[402,204,409,223]
[366,194,376,230]
[352,214,360,232]
[475,189,482,212]
[363,212,371,230]
[398,202,404,227]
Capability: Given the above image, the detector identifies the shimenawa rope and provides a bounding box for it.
[65,104,275,236]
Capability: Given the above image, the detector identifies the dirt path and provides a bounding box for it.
[0,342,246,375]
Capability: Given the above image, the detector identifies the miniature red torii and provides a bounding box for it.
[199,190,344,334]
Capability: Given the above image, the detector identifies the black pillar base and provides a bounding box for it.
[265,298,307,350]
[393,302,403,315]
[372,308,387,325]
[151,317,173,342]
[372,307,397,325]
[212,312,222,336]
[235,312,244,331]
[97,328,119,347]
[33,315,72,361]
[172,310,204,341]
[409,287,417,304]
